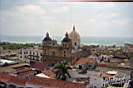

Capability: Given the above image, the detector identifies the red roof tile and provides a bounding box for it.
[27,77,86,88]
[0,73,12,82]
[0,72,86,88]
[0,73,26,86]
[31,61,47,71]
[74,57,96,65]
[9,77,26,86]
[42,70,56,78]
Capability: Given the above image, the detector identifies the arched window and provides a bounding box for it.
[64,51,66,57]
[33,52,35,55]
[75,42,77,46]
[52,51,55,56]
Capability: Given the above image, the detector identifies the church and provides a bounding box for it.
[69,25,80,52]
[41,25,80,65]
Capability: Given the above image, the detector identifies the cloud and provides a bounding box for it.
[97,11,121,20]
[93,2,116,8]
[89,18,96,23]
[18,4,46,16]
[51,6,70,14]
[0,1,132,38]
[111,12,120,17]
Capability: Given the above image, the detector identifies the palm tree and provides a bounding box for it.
[54,61,71,80]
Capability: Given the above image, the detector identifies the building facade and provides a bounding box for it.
[69,25,80,51]
[42,32,73,65]
[19,46,43,62]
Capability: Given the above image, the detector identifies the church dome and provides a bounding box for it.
[69,25,80,41]
[43,32,52,42]
[62,32,71,42]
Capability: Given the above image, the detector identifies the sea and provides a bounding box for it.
[0,35,133,46]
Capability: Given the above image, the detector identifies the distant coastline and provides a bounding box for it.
[0,35,133,46]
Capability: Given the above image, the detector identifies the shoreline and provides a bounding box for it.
[1,36,133,46]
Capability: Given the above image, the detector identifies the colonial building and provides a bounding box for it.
[42,32,73,65]
[69,25,80,51]
[19,46,43,62]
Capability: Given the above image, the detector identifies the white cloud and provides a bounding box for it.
[93,2,116,8]
[89,18,96,23]
[111,13,120,17]
[51,6,70,13]
[18,4,46,16]
[0,2,132,38]
[112,19,130,27]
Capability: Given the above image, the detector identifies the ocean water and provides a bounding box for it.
[0,35,133,46]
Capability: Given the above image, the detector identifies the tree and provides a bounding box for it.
[54,61,71,80]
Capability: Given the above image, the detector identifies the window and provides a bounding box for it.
[26,51,28,54]
[20,50,22,54]
[75,42,77,46]
[33,52,35,55]
[40,53,42,56]
[36,52,38,56]
[30,51,31,55]
[64,51,66,57]
[52,51,55,56]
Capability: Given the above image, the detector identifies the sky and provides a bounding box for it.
[0,0,133,38]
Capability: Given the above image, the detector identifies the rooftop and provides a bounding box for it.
[0,59,16,66]
[0,73,86,88]
[74,57,96,65]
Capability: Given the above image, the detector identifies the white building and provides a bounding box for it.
[19,46,43,62]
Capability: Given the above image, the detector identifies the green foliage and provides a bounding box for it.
[0,42,41,50]
[54,62,71,80]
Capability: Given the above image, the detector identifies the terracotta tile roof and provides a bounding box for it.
[27,77,86,88]
[0,72,86,88]
[12,67,35,79]
[30,61,48,71]
[74,57,96,65]
[0,73,12,82]
[17,70,35,80]
[42,70,56,78]
[9,76,26,86]
[0,73,26,86]
[98,63,108,67]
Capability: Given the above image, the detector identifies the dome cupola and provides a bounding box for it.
[43,32,52,42]
[62,32,71,43]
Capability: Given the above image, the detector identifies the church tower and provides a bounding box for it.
[62,32,72,57]
[42,32,73,65]
[69,25,80,51]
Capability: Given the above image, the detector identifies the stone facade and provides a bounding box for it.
[42,32,73,65]
[69,25,80,50]
[19,46,42,62]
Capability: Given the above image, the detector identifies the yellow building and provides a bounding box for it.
[42,32,73,65]
[69,25,80,50]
